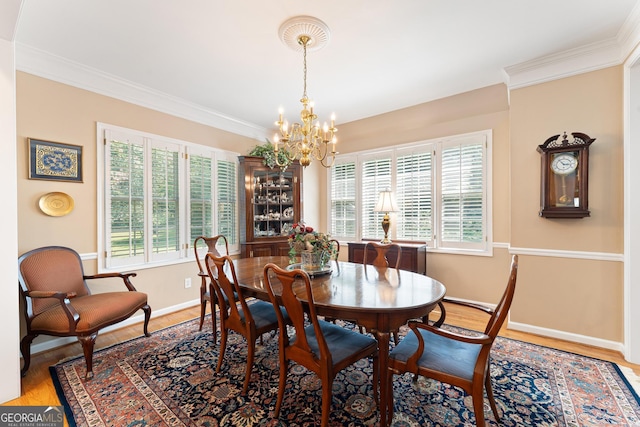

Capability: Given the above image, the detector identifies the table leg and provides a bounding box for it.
[375,330,391,426]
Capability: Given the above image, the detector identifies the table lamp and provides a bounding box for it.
[374,190,399,244]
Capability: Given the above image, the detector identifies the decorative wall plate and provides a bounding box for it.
[39,192,74,216]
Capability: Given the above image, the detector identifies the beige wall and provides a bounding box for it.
[337,73,624,344]
[16,66,625,349]
[337,84,514,305]
[509,66,624,341]
[16,72,259,345]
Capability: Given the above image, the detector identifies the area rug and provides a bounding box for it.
[50,315,640,426]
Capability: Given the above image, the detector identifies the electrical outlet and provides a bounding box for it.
[184,277,192,289]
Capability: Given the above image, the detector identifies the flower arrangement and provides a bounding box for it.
[288,222,337,266]
[248,139,293,171]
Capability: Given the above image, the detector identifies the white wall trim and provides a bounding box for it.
[15,43,269,141]
[509,246,623,262]
[618,0,640,59]
[623,36,640,364]
[508,321,624,354]
[504,2,640,91]
[504,38,623,90]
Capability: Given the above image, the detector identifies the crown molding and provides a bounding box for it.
[503,38,623,90]
[504,5,640,90]
[15,43,269,140]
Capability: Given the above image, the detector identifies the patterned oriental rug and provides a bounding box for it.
[50,315,640,427]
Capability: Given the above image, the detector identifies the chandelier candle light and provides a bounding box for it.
[273,16,337,168]
[374,190,399,244]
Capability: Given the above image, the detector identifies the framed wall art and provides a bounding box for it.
[28,138,83,182]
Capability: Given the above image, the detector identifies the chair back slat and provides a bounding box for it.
[194,235,229,274]
[363,242,402,269]
[205,253,251,329]
[263,263,329,363]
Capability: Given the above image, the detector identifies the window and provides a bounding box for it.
[330,159,357,239]
[188,148,238,249]
[328,130,491,254]
[98,123,239,271]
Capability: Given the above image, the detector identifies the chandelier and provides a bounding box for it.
[273,16,337,168]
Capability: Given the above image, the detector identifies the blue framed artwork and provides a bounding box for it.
[28,138,83,182]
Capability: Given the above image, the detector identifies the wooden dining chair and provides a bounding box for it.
[329,239,340,259]
[193,235,229,337]
[363,241,402,269]
[263,263,379,427]
[385,255,519,427]
[205,253,285,395]
[362,241,402,342]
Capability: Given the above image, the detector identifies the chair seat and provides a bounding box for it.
[390,328,482,381]
[239,300,283,329]
[297,320,378,365]
[30,291,148,334]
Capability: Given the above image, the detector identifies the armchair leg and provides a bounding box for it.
[142,304,152,337]
[20,334,36,377]
[79,332,98,380]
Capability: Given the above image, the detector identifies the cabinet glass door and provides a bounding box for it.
[252,170,295,238]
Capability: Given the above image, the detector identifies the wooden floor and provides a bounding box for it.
[5,303,640,416]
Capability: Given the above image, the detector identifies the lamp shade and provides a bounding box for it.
[374,190,399,213]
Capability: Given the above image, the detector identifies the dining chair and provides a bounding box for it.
[362,241,402,342]
[263,263,379,427]
[193,235,229,337]
[363,241,402,269]
[385,255,519,427]
[329,239,340,259]
[205,253,285,395]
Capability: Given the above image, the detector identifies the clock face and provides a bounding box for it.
[550,153,578,176]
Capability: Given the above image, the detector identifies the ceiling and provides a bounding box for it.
[12,0,640,139]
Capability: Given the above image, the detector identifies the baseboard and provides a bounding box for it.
[26,298,625,359]
[508,321,624,354]
[28,298,201,355]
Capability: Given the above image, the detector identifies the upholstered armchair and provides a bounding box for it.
[18,246,151,380]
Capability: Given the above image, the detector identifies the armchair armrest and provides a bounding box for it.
[405,320,491,371]
[84,272,138,292]
[23,289,80,330]
[24,290,77,299]
[432,297,494,327]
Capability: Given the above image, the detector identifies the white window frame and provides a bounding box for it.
[97,122,240,272]
[327,130,492,256]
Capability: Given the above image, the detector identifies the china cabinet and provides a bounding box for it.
[239,156,302,257]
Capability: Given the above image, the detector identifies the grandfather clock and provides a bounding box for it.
[537,131,595,218]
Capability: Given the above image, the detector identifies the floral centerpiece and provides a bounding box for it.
[288,222,337,270]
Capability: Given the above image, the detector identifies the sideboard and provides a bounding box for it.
[347,241,427,275]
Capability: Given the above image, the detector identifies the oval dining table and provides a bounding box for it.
[230,255,446,426]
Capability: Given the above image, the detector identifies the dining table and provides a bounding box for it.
[231,255,446,426]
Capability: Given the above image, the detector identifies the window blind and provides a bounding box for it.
[361,156,392,240]
[440,141,484,244]
[330,161,357,238]
[396,148,432,241]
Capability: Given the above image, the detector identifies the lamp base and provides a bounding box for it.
[380,214,391,245]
